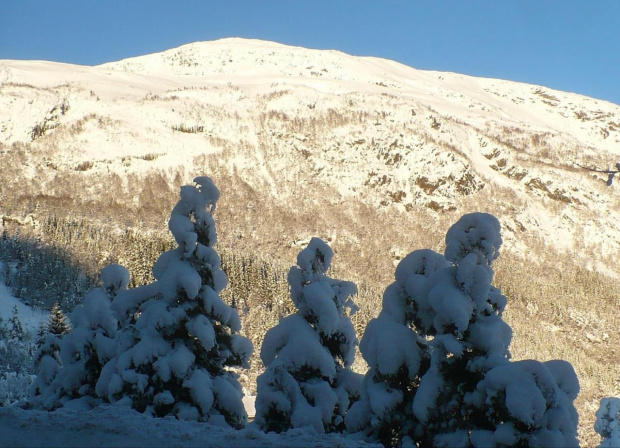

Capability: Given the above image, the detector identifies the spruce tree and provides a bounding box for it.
[8,305,25,342]
[414,213,578,446]
[596,397,620,447]
[46,302,71,336]
[31,332,62,404]
[349,213,579,447]
[255,238,360,434]
[346,249,449,446]
[0,315,7,340]
[1,306,34,380]
[31,264,129,409]
[96,177,253,428]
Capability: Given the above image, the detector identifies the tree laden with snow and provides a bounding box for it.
[0,306,34,376]
[345,249,448,446]
[255,238,360,434]
[465,358,579,447]
[96,177,253,428]
[0,308,36,406]
[31,264,129,409]
[30,331,62,404]
[408,213,512,446]
[8,305,26,342]
[415,213,578,447]
[596,397,620,447]
[348,212,579,447]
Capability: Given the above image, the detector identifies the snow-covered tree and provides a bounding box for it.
[0,306,37,406]
[596,397,620,447]
[463,358,579,447]
[30,331,62,403]
[1,307,34,376]
[8,305,26,342]
[0,315,6,341]
[408,213,512,445]
[96,177,253,428]
[415,213,578,446]
[255,237,360,434]
[349,213,579,447]
[345,249,449,446]
[31,264,129,409]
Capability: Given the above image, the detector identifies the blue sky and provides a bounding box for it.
[1,1,619,105]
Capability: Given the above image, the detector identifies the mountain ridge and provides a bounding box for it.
[1,38,620,279]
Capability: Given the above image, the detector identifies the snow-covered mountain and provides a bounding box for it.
[2,40,620,445]
[1,38,620,279]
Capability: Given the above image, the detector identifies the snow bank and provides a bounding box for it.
[0,405,381,447]
[0,282,48,333]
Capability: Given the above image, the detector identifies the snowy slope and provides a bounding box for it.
[1,38,620,278]
[0,276,47,333]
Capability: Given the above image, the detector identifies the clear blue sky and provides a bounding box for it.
[1,1,619,105]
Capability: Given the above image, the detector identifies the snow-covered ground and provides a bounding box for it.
[0,273,48,333]
[0,405,379,447]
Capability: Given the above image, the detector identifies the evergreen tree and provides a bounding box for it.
[0,306,36,404]
[8,306,25,342]
[30,331,62,404]
[465,358,579,447]
[46,302,71,335]
[348,213,579,447]
[415,213,578,446]
[36,322,46,347]
[409,213,513,445]
[96,177,253,428]
[596,397,620,447]
[31,264,129,409]
[0,315,7,341]
[255,238,360,434]
[346,249,448,446]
